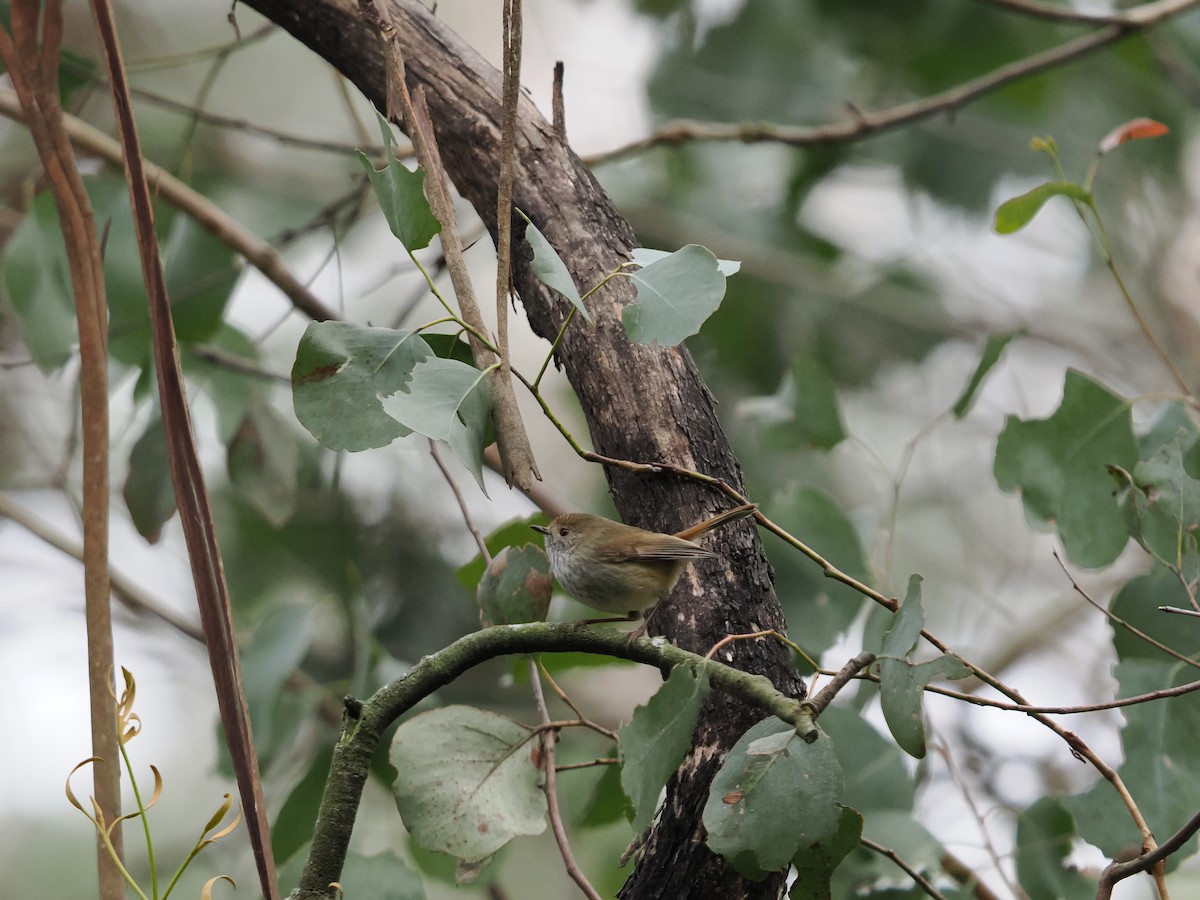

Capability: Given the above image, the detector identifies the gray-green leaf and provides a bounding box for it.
[391,705,546,864]
[519,209,590,323]
[622,244,728,346]
[994,181,1092,234]
[994,369,1137,568]
[704,717,843,878]
[621,667,711,833]
[953,331,1019,419]
[381,357,492,493]
[291,320,431,452]
[357,111,440,251]
[476,544,553,626]
[631,246,741,277]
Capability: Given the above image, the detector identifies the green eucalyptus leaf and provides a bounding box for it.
[381,357,492,493]
[767,485,870,663]
[994,370,1137,568]
[879,654,971,759]
[338,851,425,900]
[704,717,843,878]
[623,244,728,346]
[789,806,863,900]
[291,320,432,452]
[2,189,77,370]
[953,331,1019,419]
[621,667,711,833]
[227,396,300,528]
[1114,434,1200,583]
[1015,797,1093,900]
[631,246,741,276]
[391,705,546,864]
[518,209,590,323]
[476,544,552,626]
[994,181,1092,234]
[881,575,925,658]
[357,111,440,251]
[456,515,550,589]
[272,743,334,867]
[123,414,176,543]
[818,706,915,813]
[784,356,846,450]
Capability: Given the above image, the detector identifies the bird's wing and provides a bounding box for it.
[617,537,718,563]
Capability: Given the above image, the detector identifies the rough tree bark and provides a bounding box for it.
[239,1,807,896]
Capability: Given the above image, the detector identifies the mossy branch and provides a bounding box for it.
[288,623,814,899]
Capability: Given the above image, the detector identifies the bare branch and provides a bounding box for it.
[1098,807,1200,898]
[586,0,1200,166]
[530,660,603,900]
[861,838,948,899]
[0,87,340,323]
[1055,551,1200,669]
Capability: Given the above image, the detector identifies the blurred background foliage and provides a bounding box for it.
[3,0,1200,897]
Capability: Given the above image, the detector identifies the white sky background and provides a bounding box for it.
[0,0,1191,897]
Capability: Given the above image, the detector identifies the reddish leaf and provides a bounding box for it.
[1099,118,1169,154]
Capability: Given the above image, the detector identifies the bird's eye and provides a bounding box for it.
[558,527,569,537]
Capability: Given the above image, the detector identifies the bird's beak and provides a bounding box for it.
[531,524,549,535]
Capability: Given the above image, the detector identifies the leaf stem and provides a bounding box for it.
[118,742,158,899]
[532,270,626,390]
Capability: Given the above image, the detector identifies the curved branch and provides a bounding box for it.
[1097,807,1200,898]
[291,623,815,899]
[585,0,1200,166]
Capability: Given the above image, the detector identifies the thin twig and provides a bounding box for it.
[0,87,340,322]
[974,0,1126,24]
[529,660,603,900]
[1054,551,1200,668]
[552,61,566,140]
[585,0,1200,165]
[556,758,620,772]
[806,652,875,717]
[1097,806,1200,898]
[493,0,521,482]
[538,660,620,742]
[429,440,490,563]
[934,741,1021,898]
[861,838,948,899]
[924,673,1200,714]
[704,629,816,669]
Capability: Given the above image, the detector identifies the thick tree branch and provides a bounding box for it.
[239,1,801,895]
